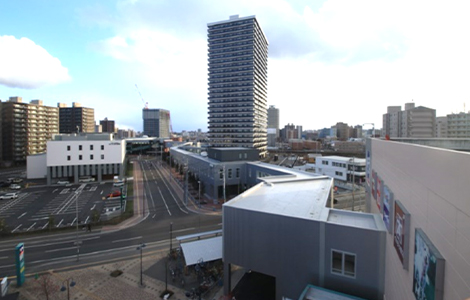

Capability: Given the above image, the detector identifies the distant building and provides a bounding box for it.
[281,123,302,142]
[382,102,436,138]
[100,117,115,133]
[435,116,448,137]
[58,102,95,134]
[207,15,268,157]
[267,106,280,147]
[142,108,170,138]
[446,112,470,137]
[335,122,350,140]
[1,97,59,165]
[314,155,366,184]
[95,124,102,133]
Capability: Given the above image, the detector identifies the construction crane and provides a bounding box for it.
[135,84,148,109]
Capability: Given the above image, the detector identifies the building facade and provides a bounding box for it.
[365,138,470,299]
[446,112,470,137]
[58,102,95,134]
[41,133,126,184]
[100,117,115,133]
[142,108,170,138]
[267,105,279,147]
[435,116,448,138]
[207,15,268,157]
[382,103,436,138]
[1,97,59,165]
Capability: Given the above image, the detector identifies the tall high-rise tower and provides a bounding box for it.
[142,108,170,138]
[207,15,268,157]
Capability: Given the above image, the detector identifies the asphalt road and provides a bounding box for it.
[0,158,222,279]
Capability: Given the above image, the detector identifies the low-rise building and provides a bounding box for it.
[315,156,365,184]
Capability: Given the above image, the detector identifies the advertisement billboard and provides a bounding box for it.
[371,170,377,200]
[15,243,25,287]
[394,200,410,269]
[413,228,445,300]
[376,176,382,211]
[383,185,393,233]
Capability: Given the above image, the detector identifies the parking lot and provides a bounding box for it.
[0,180,128,233]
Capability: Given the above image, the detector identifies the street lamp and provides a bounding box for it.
[136,242,146,286]
[60,278,76,300]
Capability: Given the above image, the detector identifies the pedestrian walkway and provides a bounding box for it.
[7,248,228,300]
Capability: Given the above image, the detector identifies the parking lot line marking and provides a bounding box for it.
[85,216,90,223]
[56,219,64,227]
[27,222,36,231]
[0,256,8,260]
[100,190,103,194]
[52,189,58,193]
[71,217,77,226]
[90,204,96,210]
[12,224,22,233]
[112,236,143,243]
[42,222,49,230]
[17,212,27,219]
[152,214,156,218]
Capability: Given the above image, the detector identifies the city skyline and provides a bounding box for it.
[1,1,470,133]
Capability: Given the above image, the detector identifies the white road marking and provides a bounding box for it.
[42,222,49,230]
[27,222,36,231]
[152,214,156,218]
[85,216,89,223]
[45,246,77,253]
[52,189,58,193]
[12,224,22,233]
[112,236,143,243]
[17,212,27,219]
[56,219,64,227]
[90,204,96,210]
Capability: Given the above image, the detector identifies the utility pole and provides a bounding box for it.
[350,157,356,211]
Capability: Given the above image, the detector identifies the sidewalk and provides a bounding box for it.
[7,249,227,300]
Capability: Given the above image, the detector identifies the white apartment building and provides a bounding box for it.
[27,133,126,184]
[315,156,366,184]
[383,103,436,138]
[365,138,470,300]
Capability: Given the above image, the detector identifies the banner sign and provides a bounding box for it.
[15,243,25,287]
[383,185,394,233]
[394,201,410,269]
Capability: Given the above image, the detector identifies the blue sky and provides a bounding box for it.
[1,1,470,133]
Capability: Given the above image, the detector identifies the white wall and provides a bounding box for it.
[46,140,125,167]
[26,154,47,179]
[369,139,470,300]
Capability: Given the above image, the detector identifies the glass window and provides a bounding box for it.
[67,156,71,161]
[67,145,71,151]
[79,155,82,160]
[90,155,93,160]
[219,169,223,179]
[331,250,356,278]
[79,145,82,151]
[90,145,93,150]
[236,168,240,178]
[101,154,104,159]
[228,169,232,179]
[101,145,104,150]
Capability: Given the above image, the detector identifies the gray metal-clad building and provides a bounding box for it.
[223,176,387,300]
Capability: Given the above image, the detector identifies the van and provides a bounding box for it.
[0,192,18,200]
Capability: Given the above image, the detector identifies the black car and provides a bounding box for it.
[0,181,10,187]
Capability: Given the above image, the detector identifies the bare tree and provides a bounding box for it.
[35,273,59,300]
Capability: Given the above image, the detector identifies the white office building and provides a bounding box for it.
[27,133,126,184]
[314,156,366,184]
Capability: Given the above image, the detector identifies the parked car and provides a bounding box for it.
[11,178,23,183]
[9,184,21,190]
[79,177,95,183]
[57,180,70,185]
[0,181,10,188]
[113,180,124,187]
[0,192,18,200]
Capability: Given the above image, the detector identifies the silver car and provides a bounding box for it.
[0,192,18,200]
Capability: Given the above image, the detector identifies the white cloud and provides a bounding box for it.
[0,35,71,89]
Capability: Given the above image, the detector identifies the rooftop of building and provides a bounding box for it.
[318,156,366,164]
[52,133,116,141]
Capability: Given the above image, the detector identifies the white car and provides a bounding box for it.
[0,193,18,200]
[9,184,21,190]
[79,177,95,183]
[57,180,70,185]
[113,181,124,187]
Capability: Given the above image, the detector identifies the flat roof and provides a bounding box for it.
[224,176,333,221]
[327,210,378,230]
[180,236,222,266]
[320,156,366,163]
[300,284,368,300]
